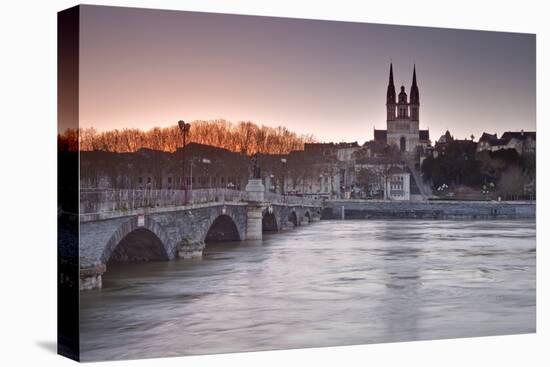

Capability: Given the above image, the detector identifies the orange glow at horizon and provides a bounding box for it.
[78,6,536,144]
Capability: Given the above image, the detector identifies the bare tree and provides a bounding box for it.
[76,119,316,155]
[498,166,526,200]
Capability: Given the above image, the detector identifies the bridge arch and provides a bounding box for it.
[287,210,298,227]
[102,216,173,264]
[203,213,242,243]
[303,210,311,224]
[262,211,279,232]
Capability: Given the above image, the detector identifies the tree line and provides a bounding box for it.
[59,119,316,155]
[421,142,536,200]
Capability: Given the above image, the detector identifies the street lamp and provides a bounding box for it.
[178,120,191,203]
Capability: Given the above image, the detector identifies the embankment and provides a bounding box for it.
[322,200,535,220]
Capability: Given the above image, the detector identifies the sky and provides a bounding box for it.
[79,5,536,143]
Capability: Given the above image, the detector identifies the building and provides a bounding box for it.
[477,130,536,155]
[283,142,360,199]
[374,63,430,153]
[433,130,477,158]
[303,142,360,162]
[80,143,251,191]
[384,166,411,201]
[477,132,499,152]
[336,142,360,162]
[499,131,536,154]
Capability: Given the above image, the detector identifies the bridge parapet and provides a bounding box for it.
[264,192,322,207]
[80,188,322,215]
[80,188,248,214]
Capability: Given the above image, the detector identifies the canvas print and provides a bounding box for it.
[58,5,536,362]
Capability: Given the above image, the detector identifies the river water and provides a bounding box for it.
[80,219,536,361]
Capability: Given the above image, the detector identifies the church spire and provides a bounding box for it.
[386,62,396,105]
[410,64,419,105]
[409,64,420,121]
[386,62,397,121]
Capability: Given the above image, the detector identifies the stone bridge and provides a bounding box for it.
[79,183,322,290]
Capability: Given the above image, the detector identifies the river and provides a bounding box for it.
[80,219,536,361]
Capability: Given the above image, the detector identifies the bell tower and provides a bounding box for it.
[397,86,408,118]
[384,63,421,153]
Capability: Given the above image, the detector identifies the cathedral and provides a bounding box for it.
[374,63,430,152]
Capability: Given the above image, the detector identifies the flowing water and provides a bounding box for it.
[80,219,536,361]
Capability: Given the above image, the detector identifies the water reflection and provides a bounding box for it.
[80,219,536,361]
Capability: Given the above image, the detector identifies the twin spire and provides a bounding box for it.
[410,64,419,104]
[386,63,396,105]
[386,63,419,105]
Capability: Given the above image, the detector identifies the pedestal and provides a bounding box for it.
[245,178,265,202]
[245,178,266,240]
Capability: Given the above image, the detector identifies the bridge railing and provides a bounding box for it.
[264,192,322,206]
[80,188,322,214]
[80,188,249,214]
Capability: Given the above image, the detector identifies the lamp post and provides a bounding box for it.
[178,120,191,203]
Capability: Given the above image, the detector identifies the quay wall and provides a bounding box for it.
[322,200,536,220]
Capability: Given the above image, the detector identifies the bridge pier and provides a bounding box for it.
[177,238,205,259]
[245,178,265,240]
[246,205,264,240]
[80,258,106,291]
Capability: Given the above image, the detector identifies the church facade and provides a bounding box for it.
[374,63,430,152]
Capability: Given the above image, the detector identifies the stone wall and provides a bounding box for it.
[323,200,535,220]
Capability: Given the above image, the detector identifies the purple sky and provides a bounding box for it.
[79,5,536,143]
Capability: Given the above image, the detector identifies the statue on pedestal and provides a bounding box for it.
[251,153,261,179]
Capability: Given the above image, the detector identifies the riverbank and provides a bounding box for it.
[323,200,535,220]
